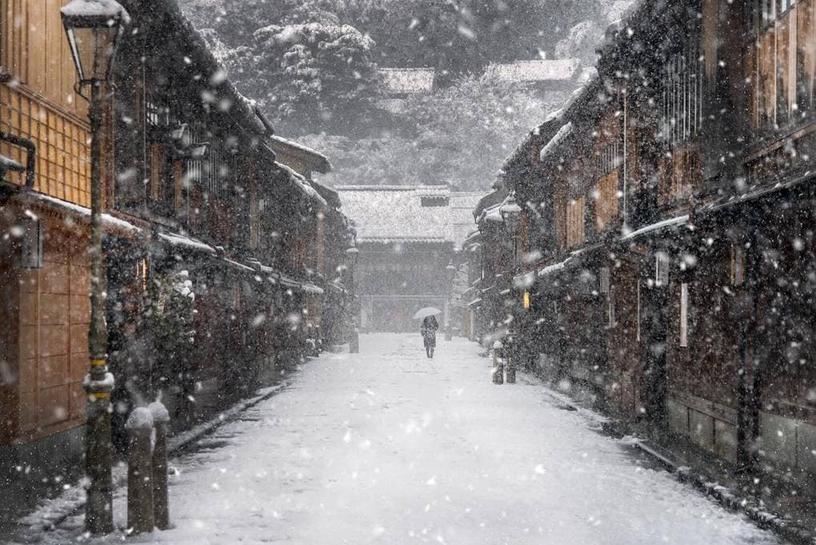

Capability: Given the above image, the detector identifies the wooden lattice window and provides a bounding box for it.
[566,196,585,248]
[593,172,620,232]
[756,0,816,128]
[661,45,703,146]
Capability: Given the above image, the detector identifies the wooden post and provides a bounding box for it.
[492,341,504,384]
[505,337,516,384]
[149,401,170,530]
[126,408,154,535]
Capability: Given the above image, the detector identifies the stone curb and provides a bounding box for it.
[16,382,289,537]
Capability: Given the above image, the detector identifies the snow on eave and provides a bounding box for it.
[158,232,216,254]
[512,270,536,289]
[269,135,332,174]
[223,258,255,273]
[481,205,504,224]
[620,215,690,241]
[276,162,329,209]
[357,237,449,244]
[539,122,574,163]
[335,185,449,193]
[23,193,141,233]
[538,256,572,277]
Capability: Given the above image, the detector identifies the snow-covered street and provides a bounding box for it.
[29,334,782,545]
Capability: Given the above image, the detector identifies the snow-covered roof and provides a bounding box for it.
[378,68,436,95]
[538,256,573,278]
[621,215,690,241]
[269,135,332,174]
[513,271,536,289]
[539,122,574,163]
[276,162,328,209]
[158,0,266,135]
[223,258,255,273]
[485,59,581,83]
[159,232,216,253]
[481,204,504,223]
[21,192,141,233]
[336,185,453,244]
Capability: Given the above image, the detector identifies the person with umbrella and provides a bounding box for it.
[414,307,441,358]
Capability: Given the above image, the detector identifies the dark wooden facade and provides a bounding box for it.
[1,0,355,465]
[480,0,816,478]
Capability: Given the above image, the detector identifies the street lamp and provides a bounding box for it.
[61,0,129,535]
[500,191,522,269]
[499,191,522,384]
[445,261,456,341]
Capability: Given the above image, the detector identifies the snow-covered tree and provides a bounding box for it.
[224,23,379,134]
[302,72,566,191]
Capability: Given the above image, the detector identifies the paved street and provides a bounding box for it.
[25,334,782,545]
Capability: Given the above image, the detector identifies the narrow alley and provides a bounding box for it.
[27,335,781,545]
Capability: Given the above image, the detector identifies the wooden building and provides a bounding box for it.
[1,0,355,478]
[268,135,356,347]
[0,0,118,456]
[337,185,461,333]
[480,0,816,480]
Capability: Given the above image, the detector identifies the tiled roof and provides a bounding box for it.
[269,135,332,174]
[485,59,580,83]
[338,186,478,246]
[378,68,436,95]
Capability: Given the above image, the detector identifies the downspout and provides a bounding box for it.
[622,87,628,230]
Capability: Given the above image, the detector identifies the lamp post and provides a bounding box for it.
[445,260,456,341]
[61,0,129,535]
[345,245,360,351]
[499,191,522,269]
[499,191,522,384]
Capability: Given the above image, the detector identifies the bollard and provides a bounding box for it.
[492,340,504,385]
[148,401,170,530]
[126,408,154,535]
[505,358,516,384]
[350,328,360,353]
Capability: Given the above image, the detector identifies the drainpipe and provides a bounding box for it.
[622,88,628,229]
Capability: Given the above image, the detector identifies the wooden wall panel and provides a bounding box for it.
[0,0,86,115]
[566,196,585,249]
[0,85,91,206]
[798,0,816,111]
[594,171,620,233]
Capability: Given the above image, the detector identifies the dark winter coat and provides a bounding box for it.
[421,315,439,346]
